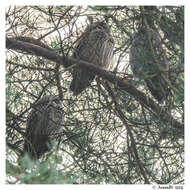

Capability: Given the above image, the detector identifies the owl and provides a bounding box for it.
[22,95,64,159]
[130,24,169,102]
[70,21,114,95]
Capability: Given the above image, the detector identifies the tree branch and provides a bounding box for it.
[104,81,149,183]
[6,37,64,65]
[6,37,184,132]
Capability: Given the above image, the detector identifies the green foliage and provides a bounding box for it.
[6,148,112,184]
[6,6,184,184]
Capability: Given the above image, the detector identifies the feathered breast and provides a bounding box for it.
[73,28,114,68]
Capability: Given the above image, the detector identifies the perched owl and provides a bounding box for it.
[22,95,64,159]
[70,21,114,95]
[130,23,169,102]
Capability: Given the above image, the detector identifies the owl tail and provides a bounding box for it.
[70,70,95,95]
[145,75,169,102]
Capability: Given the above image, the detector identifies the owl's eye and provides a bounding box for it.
[96,22,110,31]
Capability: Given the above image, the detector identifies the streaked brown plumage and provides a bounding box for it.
[22,95,64,159]
[70,21,114,95]
[130,24,169,102]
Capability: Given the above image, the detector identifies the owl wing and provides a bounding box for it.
[130,29,168,77]
[23,96,63,159]
[70,28,114,95]
[74,29,114,66]
[130,28,169,102]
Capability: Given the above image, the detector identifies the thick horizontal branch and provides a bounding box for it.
[6,37,66,66]
[70,57,183,132]
[6,37,184,131]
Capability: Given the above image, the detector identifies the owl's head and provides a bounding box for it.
[86,21,111,34]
